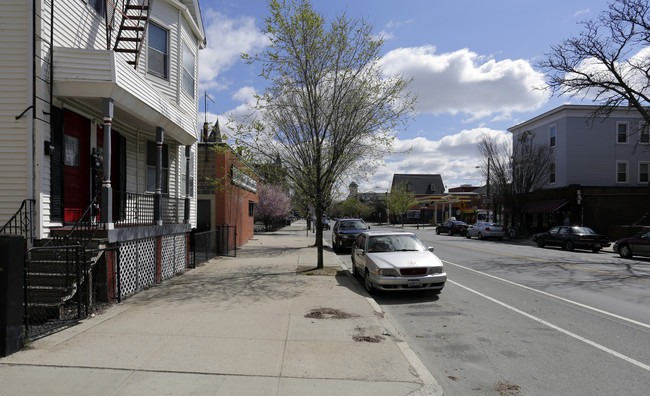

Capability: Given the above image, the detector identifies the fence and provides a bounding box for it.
[190,225,237,267]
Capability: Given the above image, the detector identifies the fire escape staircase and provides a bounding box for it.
[108,0,154,68]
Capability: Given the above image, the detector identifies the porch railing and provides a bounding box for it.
[0,199,35,246]
[114,191,185,227]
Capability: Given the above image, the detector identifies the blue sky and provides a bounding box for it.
[196,0,612,195]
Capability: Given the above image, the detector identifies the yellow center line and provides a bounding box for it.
[434,240,650,284]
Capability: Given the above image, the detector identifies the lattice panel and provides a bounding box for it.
[175,234,186,273]
[118,237,157,298]
[118,240,139,297]
[161,235,176,280]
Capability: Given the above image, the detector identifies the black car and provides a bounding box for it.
[332,218,369,252]
[436,220,468,236]
[533,226,610,252]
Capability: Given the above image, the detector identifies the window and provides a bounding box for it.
[617,122,628,144]
[181,151,193,196]
[549,125,556,147]
[248,201,255,217]
[406,182,412,191]
[147,23,168,79]
[617,161,628,183]
[87,0,104,16]
[64,135,79,167]
[182,43,196,98]
[146,141,168,193]
[549,162,556,184]
[639,162,649,184]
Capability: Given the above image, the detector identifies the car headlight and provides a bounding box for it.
[428,266,444,274]
[375,268,400,277]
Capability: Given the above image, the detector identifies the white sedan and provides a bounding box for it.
[351,231,447,294]
[465,222,505,240]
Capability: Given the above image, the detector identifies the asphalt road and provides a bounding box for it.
[330,225,650,396]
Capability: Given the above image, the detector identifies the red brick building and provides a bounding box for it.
[197,142,258,247]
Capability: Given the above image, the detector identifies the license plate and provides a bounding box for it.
[408,280,421,287]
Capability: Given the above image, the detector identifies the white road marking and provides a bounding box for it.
[448,279,650,373]
[443,259,650,330]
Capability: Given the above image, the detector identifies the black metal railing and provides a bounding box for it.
[0,199,35,246]
[190,225,237,267]
[52,186,103,248]
[24,245,88,340]
[114,191,184,227]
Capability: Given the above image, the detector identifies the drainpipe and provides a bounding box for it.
[184,145,191,223]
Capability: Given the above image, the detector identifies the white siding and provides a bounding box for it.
[0,0,31,225]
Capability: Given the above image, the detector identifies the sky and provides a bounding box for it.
[196,0,613,197]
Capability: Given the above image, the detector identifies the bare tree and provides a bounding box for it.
[477,133,553,227]
[234,0,415,268]
[538,0,650,141]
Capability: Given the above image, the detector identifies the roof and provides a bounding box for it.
[361,231,416,237]
[391,174,445,195]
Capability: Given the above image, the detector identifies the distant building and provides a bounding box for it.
[508,105,650,238]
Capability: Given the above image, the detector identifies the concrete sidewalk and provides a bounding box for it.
[0,220,442,396]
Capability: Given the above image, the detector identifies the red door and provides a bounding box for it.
[63,110,90,222]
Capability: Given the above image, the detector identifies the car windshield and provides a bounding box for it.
[340,220,367,230]
[572,227,596,234]
[367,234,426,252]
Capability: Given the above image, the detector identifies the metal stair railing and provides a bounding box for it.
[0,199,35,248]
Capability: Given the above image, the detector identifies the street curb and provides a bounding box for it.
[326,243,444,395]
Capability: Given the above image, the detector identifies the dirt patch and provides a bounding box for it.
[297,266,340,276]
[448,376,460,381]
[352,326,385,343]
[304,307,358,319]
[494,381,521,396]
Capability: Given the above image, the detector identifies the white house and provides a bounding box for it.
[0,0,205,308]
[508,105,650,237]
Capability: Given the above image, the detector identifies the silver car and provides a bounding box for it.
[465,222,505,240]
[351,231,447,294]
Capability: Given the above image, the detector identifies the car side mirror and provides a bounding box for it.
[428,247,434,252]
[355,248,365,256]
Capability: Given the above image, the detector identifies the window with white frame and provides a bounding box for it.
[549,162,556,184]
[617,161,628,183]
[147,23,169,79]
[639,162,649,184]
[617,122,628,144]
[146,141,169,193]
[549,125,556,147]
[181,151,193,196]
[87,0,104,16]
[182,43,196,98]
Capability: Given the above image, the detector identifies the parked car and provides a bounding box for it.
[532,226,610,252]
[351,231,447,293]
[322,216,331,230]
[465,222,505,240]
[613,230,650,258]
[332,218,369,252]
[436,220,468,236]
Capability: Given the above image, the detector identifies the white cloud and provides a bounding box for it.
[574,8,590,17]
[354,127,511,193]
[379,46,550,119]
[198,9,269,91]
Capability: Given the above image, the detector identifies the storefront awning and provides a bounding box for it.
[522,199,568,213]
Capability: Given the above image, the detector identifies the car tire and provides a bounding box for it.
[448,229,453,236]
[536,239,545,248]
[465,233,471,239]
[565,240,575,251]
[477,232,483,240]
[619,244,633,259]
[436,228,441,235]
[364,271,374,294]
[591,246,600,253]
